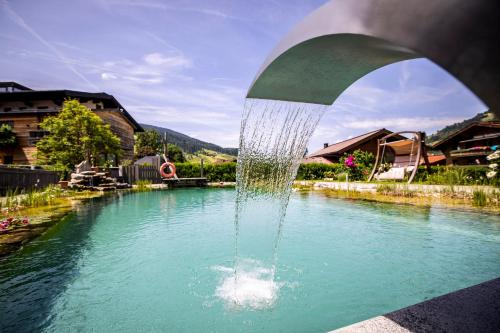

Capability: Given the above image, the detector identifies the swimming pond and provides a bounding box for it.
[1,189,499,332]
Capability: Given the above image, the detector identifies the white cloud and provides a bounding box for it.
[143,52,191,67]
[343,116,466,130]
[96,52,192,84]
[101,72,117,80]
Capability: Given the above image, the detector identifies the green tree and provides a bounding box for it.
[167,143,186,163]
[36,99,122,172]
[0,124,17,148]
[135,130,162,158]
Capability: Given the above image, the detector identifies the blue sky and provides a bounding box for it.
[0,0,487,150]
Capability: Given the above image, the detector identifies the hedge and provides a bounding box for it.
[296,163,343,180]
[174,162,236,182]
[173,162,499,185]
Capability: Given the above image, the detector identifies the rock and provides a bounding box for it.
[71,173,85,180]
[80,171,96,175]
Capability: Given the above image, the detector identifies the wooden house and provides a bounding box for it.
[431,121,500,165]
[303,128,406,164]
[0,82,143,165]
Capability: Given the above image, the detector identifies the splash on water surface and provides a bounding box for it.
[213,259,282,310]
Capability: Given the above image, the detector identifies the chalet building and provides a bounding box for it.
[431,121,500,165]
[0,82,143,165]
[303,128,406,164]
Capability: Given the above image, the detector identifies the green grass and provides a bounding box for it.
[134,180,153,192]
[376,184,417,197]
[185,149,237,164]
[472,190,487,207]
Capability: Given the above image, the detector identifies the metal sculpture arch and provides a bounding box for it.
[248,0,500,116]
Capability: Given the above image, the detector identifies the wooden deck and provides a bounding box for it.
[162,177,208,188]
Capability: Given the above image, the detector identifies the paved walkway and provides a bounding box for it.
[330,277,500,332]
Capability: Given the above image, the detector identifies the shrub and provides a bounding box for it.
[175,162,237,182]
[296,163,342,180]
[339,150,375,181]
[414,166,499,186]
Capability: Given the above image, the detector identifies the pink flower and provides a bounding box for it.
[344,155,357,168]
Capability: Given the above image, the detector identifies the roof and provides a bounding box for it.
[309,128,402,157]
[423,154,446,165]
[0,81,32,91]
[0,89,143,132]
[432,121,500,149]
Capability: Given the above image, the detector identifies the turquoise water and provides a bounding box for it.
[1,189,499,332]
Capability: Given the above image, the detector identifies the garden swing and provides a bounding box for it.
[368,131,431,184]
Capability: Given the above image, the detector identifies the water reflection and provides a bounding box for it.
[0,195,116,332]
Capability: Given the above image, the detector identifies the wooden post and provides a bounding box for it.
[163,132,168,162]
[200,158,204,177]
[407,132,422,184]
[420,132,432,172]
[368,138,381,182]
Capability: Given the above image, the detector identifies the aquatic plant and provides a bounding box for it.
[472,190,487,207]
[134,180,153,191]
[376,184,416,197]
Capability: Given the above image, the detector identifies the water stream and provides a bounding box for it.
[217,98,327,308]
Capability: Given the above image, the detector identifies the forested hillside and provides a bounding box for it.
[427,111,494,143]
[141,124,238,156]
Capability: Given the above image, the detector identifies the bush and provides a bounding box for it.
[175,162,236,182]
[339,150,375,181]
[414,166,499,186]
[296,163,343,180]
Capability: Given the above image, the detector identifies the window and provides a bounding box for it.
[3,155,13,164]
[0,120,14,128]
[28,130,49,146]
[3,107,12,112]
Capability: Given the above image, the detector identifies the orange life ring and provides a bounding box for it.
[160,162,176,178]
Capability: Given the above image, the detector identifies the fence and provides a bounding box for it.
[120,165,162,184]
[0,166,60,194]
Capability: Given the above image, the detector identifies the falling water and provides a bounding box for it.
[216,98,327,309]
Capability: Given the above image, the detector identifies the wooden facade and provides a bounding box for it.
[432,122,500,165]
[304,129,406,164]
[0,84,143,165]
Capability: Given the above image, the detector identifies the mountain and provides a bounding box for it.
[185,149,237,164]
[427,111,494,144]
[140,123,238,156]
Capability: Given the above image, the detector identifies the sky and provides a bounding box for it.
[0,0,487,151]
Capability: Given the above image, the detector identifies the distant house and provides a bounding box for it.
[431,121,500,165]
[303,128,405,164]
[0,82,143,165]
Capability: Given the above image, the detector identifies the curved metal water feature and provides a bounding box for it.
[248,0,499,114]
[229,0,499,308]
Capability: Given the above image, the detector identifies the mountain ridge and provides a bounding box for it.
[427,111,495,144]
[140,123,238,156]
